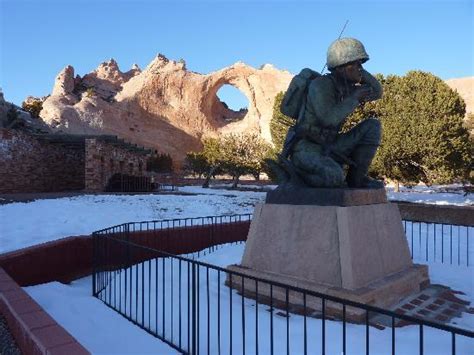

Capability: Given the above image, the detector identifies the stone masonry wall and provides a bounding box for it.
[84,138,149,192]
[0,129,85,193]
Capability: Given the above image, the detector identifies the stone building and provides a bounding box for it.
[0,129,151,194]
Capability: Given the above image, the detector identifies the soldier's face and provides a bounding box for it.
[341,61,363,83]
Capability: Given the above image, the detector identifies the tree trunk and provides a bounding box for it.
[202,167,216,188]
[395,180,400,192]
[202,174,211,188]
[231,176,239,189]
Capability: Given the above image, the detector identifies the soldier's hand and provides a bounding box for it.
[352,85,373,102]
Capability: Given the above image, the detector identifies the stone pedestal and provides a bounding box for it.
[227,188,430,321]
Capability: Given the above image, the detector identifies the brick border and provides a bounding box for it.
[0,236,92,287]
[0,222,251,287]
[0,268,89,354]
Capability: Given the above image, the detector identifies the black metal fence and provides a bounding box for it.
[106,173,153,192]
[404,221,472,267]
[92,215,474,354]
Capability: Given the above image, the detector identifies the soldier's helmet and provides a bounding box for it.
[327,38,369,70]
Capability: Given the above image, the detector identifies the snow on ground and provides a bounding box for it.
[0,184,471,254]
[5,185,471,353]
[26,243,473,355]
[386,183,473,206]
[0,187,266,253]
[24,277,179,354]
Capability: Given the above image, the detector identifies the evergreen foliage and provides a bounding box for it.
[270,71,472,185]
[184,152,208,178]
[344,71,471,185]
[270,91,294,153]
[21,98,43,118]
[184,137,222,187]
[4,106,21,129]
[146,153,173,173]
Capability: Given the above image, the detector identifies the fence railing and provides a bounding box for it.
[105,173,153,192]
[404,220,472,267]
[92,215,474,354]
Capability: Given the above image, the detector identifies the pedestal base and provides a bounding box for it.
[227,263,429,322]
[226,190,431,322]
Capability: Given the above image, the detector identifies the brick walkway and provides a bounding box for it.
[371,284,474,328]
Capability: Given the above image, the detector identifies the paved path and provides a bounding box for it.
[0,314,21,355]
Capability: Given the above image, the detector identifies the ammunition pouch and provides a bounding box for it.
[294,125,356,167]
[296,125,338,146]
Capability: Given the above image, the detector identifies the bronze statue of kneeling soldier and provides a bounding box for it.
[270,38,384,189]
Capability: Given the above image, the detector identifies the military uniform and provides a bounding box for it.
[291,70,383,187]
[288,38,384,188]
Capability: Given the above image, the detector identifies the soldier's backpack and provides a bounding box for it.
[280,68,321,121]
[279,68,320,158]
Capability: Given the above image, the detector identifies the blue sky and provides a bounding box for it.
[1,0,473,109]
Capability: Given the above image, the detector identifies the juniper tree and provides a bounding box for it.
[344,71,471,185]
[184,152,208,178]
[270,91,294,153]
[21,97,44,118]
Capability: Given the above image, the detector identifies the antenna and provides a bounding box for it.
[320,19,349,74]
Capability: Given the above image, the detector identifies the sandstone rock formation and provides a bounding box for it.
[0,90,50,133]
[40,55,293,165]
[37,56,473,167]
[445,77,473,115]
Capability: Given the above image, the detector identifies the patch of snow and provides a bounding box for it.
[386,184,472,206]
[0,189,266,253]
[25,277,178,354]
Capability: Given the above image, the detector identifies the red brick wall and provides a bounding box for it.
[0,129,152,193]
[0,222,251,287]
[84,138,149,192]
[0,129,85,193]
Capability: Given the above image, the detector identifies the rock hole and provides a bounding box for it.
[216,84,248,122]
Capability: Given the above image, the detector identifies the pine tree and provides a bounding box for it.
[184,152,208,178]
[270,91,294,153]
[344,71,471,185]
[21,97,44,118]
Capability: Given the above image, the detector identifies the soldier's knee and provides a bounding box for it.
[365,118,381,130]
[364,118,381,143]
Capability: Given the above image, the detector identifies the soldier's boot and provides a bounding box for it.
[346,145,384,189]
[264,158,290,185]
[278,155,306,186]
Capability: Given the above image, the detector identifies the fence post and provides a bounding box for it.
[92,232,97,297]
[126,223,130,268]
[191,262,197,355]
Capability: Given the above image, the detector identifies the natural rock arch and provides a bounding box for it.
[40,55,294,165]
[214,83,249,122]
